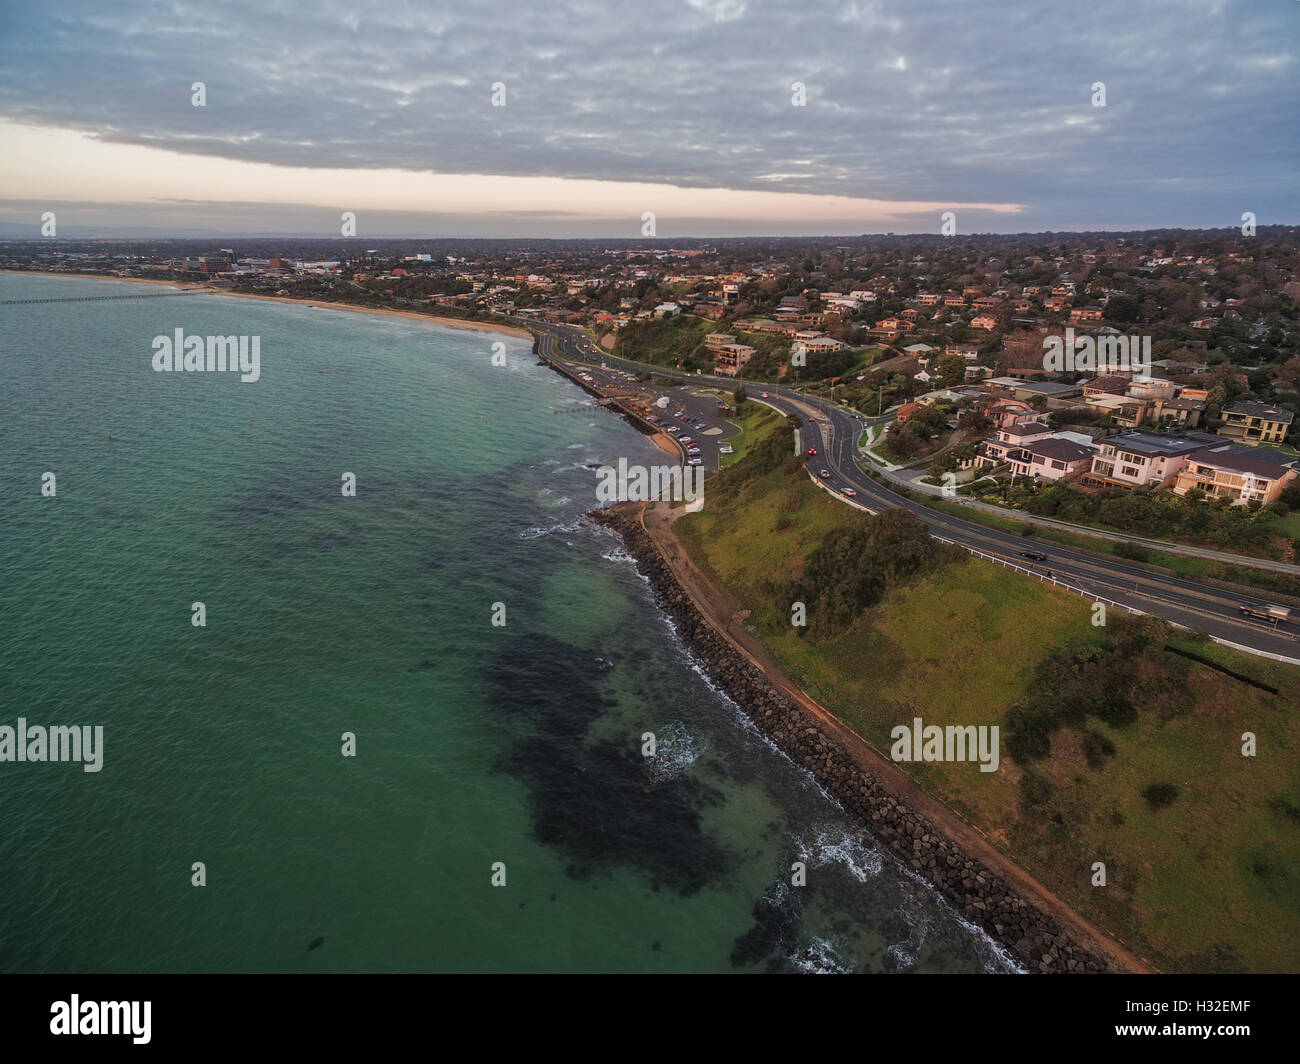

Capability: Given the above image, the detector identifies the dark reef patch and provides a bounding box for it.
[486,632,731,897]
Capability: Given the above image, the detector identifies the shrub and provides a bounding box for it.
[1114,540,1150,562]
[1083,730,1116,768]
[1142,782,1180,810]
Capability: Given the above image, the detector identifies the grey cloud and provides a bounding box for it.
[0,0,1296,231]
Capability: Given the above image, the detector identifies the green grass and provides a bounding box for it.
[719,403,783,468]
[1264,510,1300,540]
[676,446,1300,972]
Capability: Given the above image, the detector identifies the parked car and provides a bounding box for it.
[687,457,703,466]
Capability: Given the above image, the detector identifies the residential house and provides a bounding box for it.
[1003,437,1097,481]
[1172,448,1298,505]
[1083,431,1228,490]
[1217,401,1294,445]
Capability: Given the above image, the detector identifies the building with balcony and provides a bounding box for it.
[1172,448,1297,505]
[1217,402,1294,446]
[1082,431,1228,490]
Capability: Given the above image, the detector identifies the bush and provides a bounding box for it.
[1083,730,1116,768]
[1142,782,1180,810]
[1114,540,1150,563]
[781,510,946,635]
[1019,773,1055,808]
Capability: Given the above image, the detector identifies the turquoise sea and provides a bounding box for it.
[0,273,1015,973]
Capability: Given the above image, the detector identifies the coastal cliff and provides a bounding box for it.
[593,503,1127,974]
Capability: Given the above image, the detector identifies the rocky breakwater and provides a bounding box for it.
[592,504,1121,974]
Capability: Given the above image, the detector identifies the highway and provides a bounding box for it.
[528,319,1300,664]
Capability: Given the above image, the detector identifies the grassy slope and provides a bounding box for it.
[717,400,782,468]
[677,433,1300,972]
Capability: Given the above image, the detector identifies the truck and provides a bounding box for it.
[1238,603,1291,624]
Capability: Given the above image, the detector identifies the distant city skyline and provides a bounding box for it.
[1,0,1297,237]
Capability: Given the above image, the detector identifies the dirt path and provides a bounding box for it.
[638,500,1157,975]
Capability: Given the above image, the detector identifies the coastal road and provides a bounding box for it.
[527,320,1300,663]
[535,327,740,470]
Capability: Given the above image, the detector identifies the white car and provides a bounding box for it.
[842,487,857,497]
[687,457,704,466]
[668,426,681,434]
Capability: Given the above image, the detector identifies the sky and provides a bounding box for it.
[0,0,1296,238]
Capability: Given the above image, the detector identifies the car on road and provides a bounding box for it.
[1019,551,1047,562]
[808,417,817,423]
[842,487,857,497]
[679,437,694,444]
[1239,603,1291,624]
[819,469,830,478]
[761,392,769,398]
[807,447,817,456]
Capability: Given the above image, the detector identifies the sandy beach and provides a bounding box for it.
[1,270,534,340]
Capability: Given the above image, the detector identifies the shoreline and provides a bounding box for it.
[0,270,533,340]
[592,500,1156,975]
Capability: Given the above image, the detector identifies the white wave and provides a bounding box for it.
[519,517,586,541]
[644,720,702,781]
[790,936,850,974]
[801,828,883,883]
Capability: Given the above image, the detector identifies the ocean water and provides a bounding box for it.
[0,273,1016,973]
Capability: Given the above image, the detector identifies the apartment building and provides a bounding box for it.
[712,343,756,376]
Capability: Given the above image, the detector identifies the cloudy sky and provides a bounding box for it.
[0,0,1295,237]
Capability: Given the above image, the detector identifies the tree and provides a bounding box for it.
[937,354,967,387]
[1105,294,1141,324]
[733,384,748,410]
